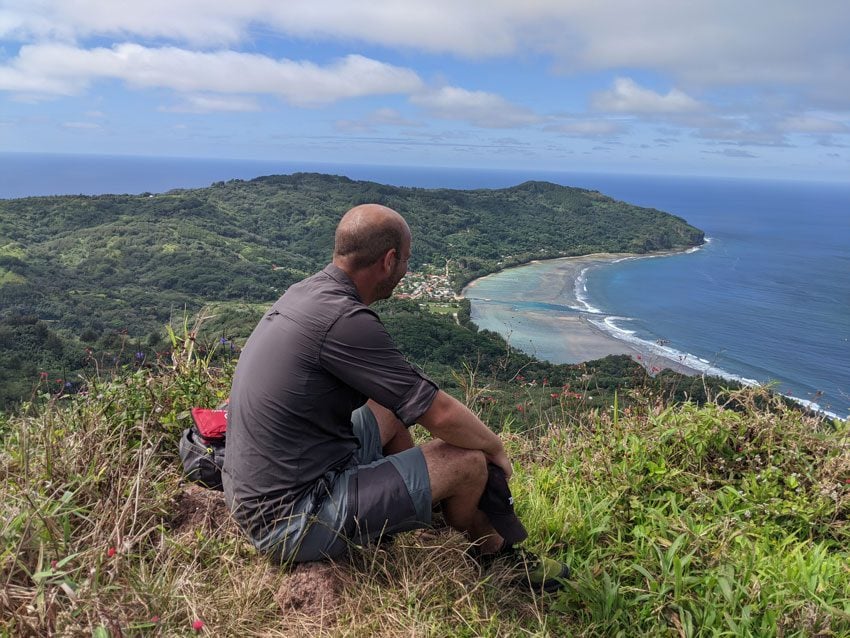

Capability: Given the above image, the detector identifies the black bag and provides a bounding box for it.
[178,406,227,490]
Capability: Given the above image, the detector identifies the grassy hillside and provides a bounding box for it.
[1,342,847,636]
[0,174,704,407]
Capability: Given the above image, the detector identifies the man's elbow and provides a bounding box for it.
[419,390,461,433]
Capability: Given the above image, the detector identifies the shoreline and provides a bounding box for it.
[462,249,706,377]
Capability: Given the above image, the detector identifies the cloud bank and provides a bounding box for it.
[0,43,423,105]
[4,1,848,98]
[0,0,847,175]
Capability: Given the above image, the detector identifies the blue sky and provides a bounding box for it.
[1,1,849,181]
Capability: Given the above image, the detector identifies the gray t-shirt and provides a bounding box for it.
[222,263,438,539]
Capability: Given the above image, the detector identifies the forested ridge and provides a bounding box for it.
[0,173,704,407]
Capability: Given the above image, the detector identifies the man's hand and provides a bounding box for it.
[486,447,513,481]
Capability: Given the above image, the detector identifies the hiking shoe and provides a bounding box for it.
[482,546,570,593]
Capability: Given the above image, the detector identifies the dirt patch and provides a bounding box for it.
[274,561,343,623]
[172,483,233,535]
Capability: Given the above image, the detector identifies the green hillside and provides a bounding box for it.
[0,174,703,407]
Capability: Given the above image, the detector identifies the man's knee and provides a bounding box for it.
[422,441,487,501]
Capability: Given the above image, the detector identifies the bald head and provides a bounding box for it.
[333,204,410,270]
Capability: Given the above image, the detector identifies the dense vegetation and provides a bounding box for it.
[0,173,703,407]
[1,342,846,636]
[0,292,741,426]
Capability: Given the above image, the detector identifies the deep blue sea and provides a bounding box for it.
[2,153,848,418]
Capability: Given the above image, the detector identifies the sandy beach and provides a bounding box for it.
[463,252,704,377]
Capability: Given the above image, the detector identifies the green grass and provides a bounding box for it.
[503,394,850,636]
[0,268,25,286]
[1,341,848,636]
[422,302,462,316]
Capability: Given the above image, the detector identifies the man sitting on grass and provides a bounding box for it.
[222,203,569,591]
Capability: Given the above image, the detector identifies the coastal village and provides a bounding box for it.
[395,267,458,302]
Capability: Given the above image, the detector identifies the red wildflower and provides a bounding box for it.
[50,560,58,569]
[550,393,560,399]
[192,619,205,631]
[516,404,525,412]
[150,616,160,623]
[107,547,116,558]
[39,371,48,379]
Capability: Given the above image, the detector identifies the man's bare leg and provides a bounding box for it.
[366,400,504,553]
[421,440,505,554]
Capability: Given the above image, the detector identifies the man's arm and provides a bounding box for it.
[417,390,512,479]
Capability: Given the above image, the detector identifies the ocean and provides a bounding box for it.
[465,175,850,420]
[2,153,848,418]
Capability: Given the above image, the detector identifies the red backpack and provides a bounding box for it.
[178,402,228,490]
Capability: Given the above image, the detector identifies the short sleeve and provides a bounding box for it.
[320,308,438,425]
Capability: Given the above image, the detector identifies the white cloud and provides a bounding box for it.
[703,148,758,159]
[62,121,100,129]
[0,0,247,45]
[0,0,520,54]
[592,78,702,114]
[410,86,541,128]
[334,120,372,134]
[694,124,789,147]
[335,108,422,133]
[545,119,626,137]
[778,115,849,134]
[0,43,423,105]
[161,94,261,113]
[370,108,421,127]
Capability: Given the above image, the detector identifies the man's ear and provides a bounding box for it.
[381,248,397,272]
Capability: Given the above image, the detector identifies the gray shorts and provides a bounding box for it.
[260,405,432,564]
